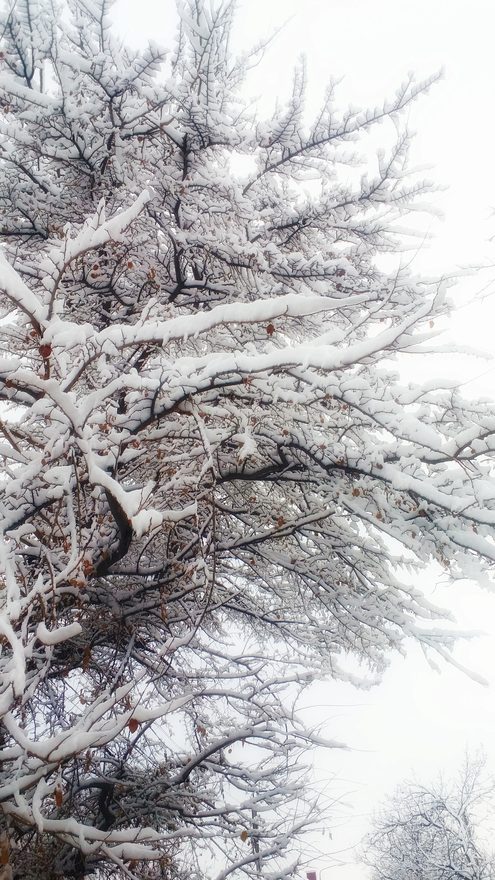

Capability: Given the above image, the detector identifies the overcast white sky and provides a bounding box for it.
[113,2,495,877]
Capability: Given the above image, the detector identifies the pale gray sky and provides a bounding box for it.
[113,2,495,877]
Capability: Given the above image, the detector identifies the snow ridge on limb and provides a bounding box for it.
[0,1,492,879]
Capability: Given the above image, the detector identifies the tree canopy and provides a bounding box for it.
[0,1,495,878]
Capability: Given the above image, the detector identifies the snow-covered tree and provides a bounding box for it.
[364,759,495,880]
[1,0,495,877]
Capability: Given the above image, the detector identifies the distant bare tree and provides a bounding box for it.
[364,759,495,880]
